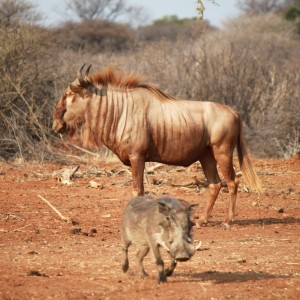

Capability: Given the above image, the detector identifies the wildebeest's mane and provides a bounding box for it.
[89,67,176,100]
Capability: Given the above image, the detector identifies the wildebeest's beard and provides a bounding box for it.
[52,96,67,134]
[52,94,82,138]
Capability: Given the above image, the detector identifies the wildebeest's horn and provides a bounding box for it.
[77,63,90,87]
[85,64,92,77]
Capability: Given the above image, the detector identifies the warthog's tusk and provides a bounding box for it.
[195,241,202,250]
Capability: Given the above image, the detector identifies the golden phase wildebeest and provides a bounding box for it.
[52,64,262,226]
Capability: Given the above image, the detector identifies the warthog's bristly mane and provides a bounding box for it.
[89,67,176,100]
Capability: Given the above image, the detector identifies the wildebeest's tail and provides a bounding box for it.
[237,123,263,194]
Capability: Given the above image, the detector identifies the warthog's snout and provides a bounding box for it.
[176,256,191,262]
[173,242,195,262]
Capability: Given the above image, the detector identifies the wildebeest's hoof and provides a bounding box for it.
[221,222,231,229]
[196,220,207,228]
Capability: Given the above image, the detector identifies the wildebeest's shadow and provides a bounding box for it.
[172,270,290,284]
[201,217,300,227]
[233,216,300,226]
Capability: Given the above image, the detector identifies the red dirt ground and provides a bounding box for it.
[0,155,299,299]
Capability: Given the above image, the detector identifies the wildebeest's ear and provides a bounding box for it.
[69,84,84,94]
[157,201,171,216]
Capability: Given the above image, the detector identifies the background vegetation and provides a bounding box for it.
[0,0,299,161]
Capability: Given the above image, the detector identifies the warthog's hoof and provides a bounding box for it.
[158,271,167,284]
[164,268,174,277]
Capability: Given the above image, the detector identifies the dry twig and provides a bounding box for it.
[37,195,72,223]
[12,224,32,232]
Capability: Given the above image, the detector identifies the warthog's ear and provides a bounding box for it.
[159,219,170,228]
[157,201,172,216]
[69,84,84,94]
[188,204,199,214]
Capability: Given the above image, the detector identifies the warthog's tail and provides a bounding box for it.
[237,125,263,194]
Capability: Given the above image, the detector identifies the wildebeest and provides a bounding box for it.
[121,195,199,283]
[52,64,262,226]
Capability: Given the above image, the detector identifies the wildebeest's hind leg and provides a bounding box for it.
[136,246,150,278]
[213,146,239,227]
[197,148,222,227]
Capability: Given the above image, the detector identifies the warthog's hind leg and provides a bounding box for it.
[122,240,131,273]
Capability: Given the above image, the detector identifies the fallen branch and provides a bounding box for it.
[12,224,32,232]
[171,172,243,189]
[60,165,80,185]
[37,195,72,223]
[66,143,99,157]
[146,163,164,173]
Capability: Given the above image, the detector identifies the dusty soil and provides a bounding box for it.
[0,155,299,299]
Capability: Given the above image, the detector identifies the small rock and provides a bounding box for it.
[27,270,48,277]
[71,228,82,234]
[277,208,284,213]
[90,228,97,234]
[71,219,79,225]
[238,259,247,264]
[252,201,258,207]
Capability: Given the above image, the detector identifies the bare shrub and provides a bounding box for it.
[52,19,136,53]
[101,14,299,157]
[0,24,65,160]
[137,17,214,43]
[275,128,300,158]
[3,14,296,160]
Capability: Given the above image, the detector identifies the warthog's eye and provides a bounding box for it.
[189,220,196,229]
[159,219,170,228]
[186,237,193,244]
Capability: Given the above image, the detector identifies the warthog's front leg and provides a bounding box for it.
[150,243,167,283]
[165,256,177,277]
[136,246,150,278]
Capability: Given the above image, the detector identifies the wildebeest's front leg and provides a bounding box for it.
[129,154,145,196]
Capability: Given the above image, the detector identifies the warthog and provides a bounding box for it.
[121,195,200,283]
